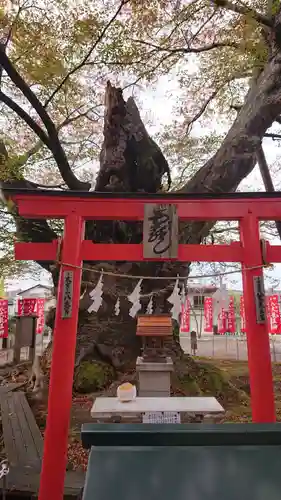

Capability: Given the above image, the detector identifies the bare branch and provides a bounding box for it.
[186,85,225,133]
[134,39,239,55]
[57,104,86,129]
[122,49,187,90]
[1,102,100,180]
[13,140,44,169]
[86,58,144,67]
[184,11,216,47]
[211,224,239,234]
[59,105,102,129]
[0,2,28,86]
[0,45,90,190]
[256,145,275,191]
[231,106,281,140]
[256,145,281,239]
[264,132,281,139]
[0,44,62,136]
[44,0,129,108]
[211,0,273,27]
[0,91,51,147]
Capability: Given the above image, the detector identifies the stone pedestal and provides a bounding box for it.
[136,356,174,397]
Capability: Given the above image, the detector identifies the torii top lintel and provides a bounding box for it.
[5,187,281,221]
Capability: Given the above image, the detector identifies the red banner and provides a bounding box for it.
[204,297,213,332]
[267,295,281,334]
[240,296,246,333]
[266,296,271,332]
[227,296,236,333]
[36,298,45,334]
[0,300,8,339]
[17,298,37,316]
[180,298,190,333]
[218,309,227,334]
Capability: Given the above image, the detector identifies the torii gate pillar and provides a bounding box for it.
[240,214,275,422]
[38,214,85,500]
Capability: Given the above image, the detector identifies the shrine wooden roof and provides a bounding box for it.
[3,186,281,201]
[136,314,173,337]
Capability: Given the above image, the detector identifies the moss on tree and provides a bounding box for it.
[172,355,249,406]
[74,361,115,393]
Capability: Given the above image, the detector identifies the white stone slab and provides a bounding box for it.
[91,396,224,419]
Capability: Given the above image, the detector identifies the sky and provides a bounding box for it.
[6,74,281,294]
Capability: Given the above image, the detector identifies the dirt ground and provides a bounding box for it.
[200,358,281,423]
[65,359,281,469]
[2,358,281,472]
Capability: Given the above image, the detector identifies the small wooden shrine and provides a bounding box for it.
[136,314,173,361]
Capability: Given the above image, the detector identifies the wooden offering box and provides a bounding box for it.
[136,314,173,361]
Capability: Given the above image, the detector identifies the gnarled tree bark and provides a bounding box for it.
[72,25,281,370]
[44,82,184,376]
[46,36,281,378]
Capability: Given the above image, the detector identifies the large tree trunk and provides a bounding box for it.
[43,82,185,387]
[40,31,281,386]
[73,38,281,370]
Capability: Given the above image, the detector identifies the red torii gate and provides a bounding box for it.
[7,188,281,500]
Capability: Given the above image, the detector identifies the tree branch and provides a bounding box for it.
[59,105,102,129]
[13,140,44,170]
[43,0,130,108]
[256,144,281,239]
[0,91,51,147]
[183,10,215,48]
[256,145,275,192]
[0,44,56,131]
[134,40,239,54]
[0,45,90,190]
[186,84,226,132]
[211,0,273,27]
[264,132,281,139]
[0,2,27,86]
[231,106,281,133]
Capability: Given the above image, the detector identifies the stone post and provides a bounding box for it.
[136,356,174,397]
[14,315,37,363]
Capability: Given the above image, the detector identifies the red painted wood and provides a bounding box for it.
[38,214,85,500]
[15,241,58,261]
[240,215,275,423]
[14,197,143,220]
[15,241,244,263]
[266,245,281,263]
[12,193,281,220]
[82,242,244,262]
[16,239,281,265]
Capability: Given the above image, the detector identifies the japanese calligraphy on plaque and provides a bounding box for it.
[253,276,266,324]
[143,204,178,259]
[61,270,74,319]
